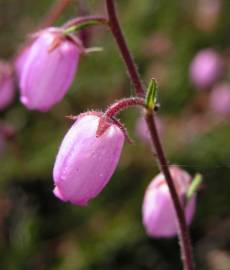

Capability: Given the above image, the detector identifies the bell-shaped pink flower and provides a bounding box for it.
[53,113,125,206]
[189,49,223,89]
[18,27,82,111]
[0,61,15,110]
[142,166,196,238]
[209,83,230,118]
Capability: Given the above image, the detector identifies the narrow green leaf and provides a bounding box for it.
[186,173,203,201]
[145,78,157,110]
[64,20,105,34]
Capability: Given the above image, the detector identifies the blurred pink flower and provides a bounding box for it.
[142,166,196,238]
[195,0,222,32]
[209,83,230,117]
[142,32,172,57]
[18,27,82,111]
[189,49,223,89]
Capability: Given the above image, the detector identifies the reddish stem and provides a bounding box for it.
[104,97,145,118]
[145,110,194,270]
[96,97,144,140]
[105,0,145,97]
[105,1,194,270]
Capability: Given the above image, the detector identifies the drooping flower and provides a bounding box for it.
[0,61,15,110]
[53,112,125,206]
[209,82,230,118]
[142,166,196,238]
[18,27,82,111]
[189,49,223,89]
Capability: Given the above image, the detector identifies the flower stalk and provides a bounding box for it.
[145,109,194,270]
[105,0,145,97]
[104,97,145,118]
[105,1,194,269]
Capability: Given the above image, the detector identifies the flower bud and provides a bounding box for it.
[18,27,82,111]
[209,83,230,118]
[189,49,223,89]
[142,166,196,238]
[53,113,125,206]
[0,61,15,110]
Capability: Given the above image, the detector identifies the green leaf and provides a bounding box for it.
[145,78,158,110]
[186,173,203,201]
[64,20,106,35]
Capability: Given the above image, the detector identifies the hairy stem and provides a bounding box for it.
[105,1,194,270]
[105,97,145,118]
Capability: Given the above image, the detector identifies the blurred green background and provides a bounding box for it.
[1,0,230,269]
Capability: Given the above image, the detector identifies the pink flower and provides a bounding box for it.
[0,61,15,110]
[142,166,196,238]
[53,112,125,206]
[209,83,230,117]
[18,27,82,111]
[189,49,223,89]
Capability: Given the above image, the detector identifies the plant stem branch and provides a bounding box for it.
[105,97,145,118]
[105,1,194,270]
